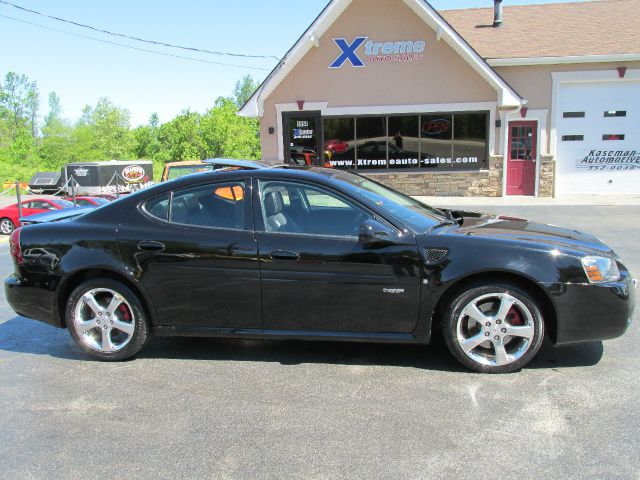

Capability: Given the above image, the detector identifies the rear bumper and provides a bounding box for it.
[544,271,636,345]
[4,274,62,328]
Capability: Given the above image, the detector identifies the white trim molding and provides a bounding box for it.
[239,0,523,118]
[550,68,640,158]
[488,53,640,67]
[274,101,497,161]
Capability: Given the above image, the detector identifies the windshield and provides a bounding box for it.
[324,171,447,231]
[166,164,216,180]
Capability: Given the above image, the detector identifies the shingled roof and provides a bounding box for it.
[440,0,640,62]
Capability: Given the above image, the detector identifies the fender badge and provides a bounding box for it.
[383,288,405,294]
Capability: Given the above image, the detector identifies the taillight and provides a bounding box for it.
[9,227,23,265]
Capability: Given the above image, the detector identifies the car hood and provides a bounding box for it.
[442,209,615,257]
[21,206,93,224]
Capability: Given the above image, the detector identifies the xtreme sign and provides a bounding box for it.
[329,37,426,68]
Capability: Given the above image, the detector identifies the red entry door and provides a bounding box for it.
[506,121,537,196]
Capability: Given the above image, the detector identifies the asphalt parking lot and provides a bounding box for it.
[0,205,638,480]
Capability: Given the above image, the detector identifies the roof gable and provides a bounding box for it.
[239,0,523,118]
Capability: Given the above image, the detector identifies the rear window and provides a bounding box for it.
[53,199,75,208]
[166,165,216,181]
[143,194,170,222]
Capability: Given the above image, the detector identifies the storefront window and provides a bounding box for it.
[356,117,387,170]
[323,117,355,169]
[419,114,453,169]
[321,111,488,171]
[453,113,488,169]
[387,116,420,169]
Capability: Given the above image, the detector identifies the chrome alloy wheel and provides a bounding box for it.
[456,293,535,367]
[0,218,14,235]
[72,288,136,353]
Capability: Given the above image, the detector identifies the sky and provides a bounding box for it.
[0,0,584,126]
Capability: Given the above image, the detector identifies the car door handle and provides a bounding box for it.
[137,241,165,252]
[270,250,300,261]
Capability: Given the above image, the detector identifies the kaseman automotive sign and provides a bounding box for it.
[330,37,425,68]
[577,148,640,171]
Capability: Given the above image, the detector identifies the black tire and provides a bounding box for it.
[0,217,14,235]
[66,278,150,361]
[441,282,545,374]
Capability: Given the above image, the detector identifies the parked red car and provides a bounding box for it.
[324,139,349,154]
[63,196,111,207]
[0,198,74,234]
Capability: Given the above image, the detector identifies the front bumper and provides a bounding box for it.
[544,271,636,345]
[4,274,61,328]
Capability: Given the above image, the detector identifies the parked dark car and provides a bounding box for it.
[4,163,636,373]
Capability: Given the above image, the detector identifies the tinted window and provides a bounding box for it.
[143,194,170,221]
[52,199,74,208]
[259,180,371,237]
[387,116,420,169]
[356,117,387,170]
[166,164,216,181]
[323,117,355,169]
[453,113,487,169]
[171,182,245,230]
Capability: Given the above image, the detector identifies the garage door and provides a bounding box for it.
[555,80,640,195]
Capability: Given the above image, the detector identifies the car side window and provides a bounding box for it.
[259,180,371,237]
[170,182,246,230]
[143,194,170,222]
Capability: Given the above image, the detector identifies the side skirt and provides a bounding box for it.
[153,326,422,344]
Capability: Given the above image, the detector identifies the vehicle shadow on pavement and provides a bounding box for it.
[0,316,604,372]
[140,336,604,372]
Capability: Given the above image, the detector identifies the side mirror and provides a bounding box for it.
[359,219,396,246]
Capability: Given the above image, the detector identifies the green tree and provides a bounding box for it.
[90,97,134,159]
[132,113,161,159]
[67,97,134,162]
[156,110,205,162]
[0,72,40,139]
[232,75,259,109]
[201,97,260,160]
[40,91,73,170]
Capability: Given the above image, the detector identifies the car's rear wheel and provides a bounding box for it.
[442,282,545,373]
[66,278,149,361]
[0,218,14,235]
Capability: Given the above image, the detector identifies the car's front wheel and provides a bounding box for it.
[442,282,545,373]
[66,278,150,361]
[0,217,14,235]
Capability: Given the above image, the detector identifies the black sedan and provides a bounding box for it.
[4,164,636,373]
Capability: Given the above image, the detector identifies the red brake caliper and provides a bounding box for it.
[507,307,523,326]
[119,304,131,321]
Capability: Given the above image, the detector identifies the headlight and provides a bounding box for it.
[581,256,620,283]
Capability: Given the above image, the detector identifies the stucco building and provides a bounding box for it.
[239,0,640,197]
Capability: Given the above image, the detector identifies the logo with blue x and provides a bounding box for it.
[329,37,368,69]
